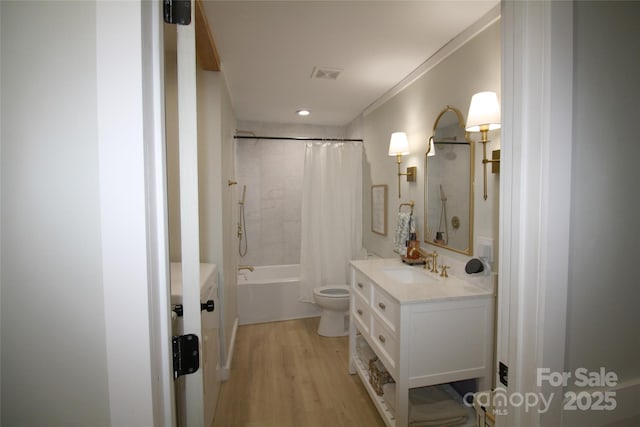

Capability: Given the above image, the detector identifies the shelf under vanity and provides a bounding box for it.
[348,258,495,427]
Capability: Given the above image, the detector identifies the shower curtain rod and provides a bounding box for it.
[234,135,363,142]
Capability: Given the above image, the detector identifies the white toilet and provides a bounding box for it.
[313,285,351,337]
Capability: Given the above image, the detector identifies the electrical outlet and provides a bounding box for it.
[499,361,509,386]
[477,236,494,264]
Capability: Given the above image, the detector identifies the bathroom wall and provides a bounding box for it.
[197,68,239,374]
[2,1,159,425]
[360,18,501,266]
[235,121,347,266]
[1,3,111,424]
[563,2,640,423]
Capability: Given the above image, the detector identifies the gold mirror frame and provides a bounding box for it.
[423,106,475,255]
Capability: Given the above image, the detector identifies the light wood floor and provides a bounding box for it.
[212,317,386,427]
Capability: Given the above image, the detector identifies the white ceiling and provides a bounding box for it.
[202,1,498,127]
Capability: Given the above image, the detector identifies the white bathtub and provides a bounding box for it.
[237,264,321,325]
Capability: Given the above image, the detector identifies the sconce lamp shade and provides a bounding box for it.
[388,132,410,156]
[466,91,501,201]
[465,91,501,132]
[427,136,436,157]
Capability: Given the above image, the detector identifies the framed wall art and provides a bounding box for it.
[371,184,388,236]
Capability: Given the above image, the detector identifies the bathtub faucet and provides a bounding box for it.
[238,264,254,272]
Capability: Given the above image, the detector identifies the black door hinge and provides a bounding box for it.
[163,0,191,25]
[499,361,509,386]
[172,334,199,379]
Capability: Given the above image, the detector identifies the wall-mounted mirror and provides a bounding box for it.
[424,106,474,255]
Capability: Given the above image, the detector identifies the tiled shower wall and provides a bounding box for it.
[235,121,347,266]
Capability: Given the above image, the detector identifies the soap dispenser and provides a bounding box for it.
[406,225,420,259]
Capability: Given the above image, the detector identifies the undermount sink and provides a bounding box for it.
[382,266,438,284]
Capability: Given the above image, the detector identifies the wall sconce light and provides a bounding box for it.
[465,91,501,200]
[388,131,416,198]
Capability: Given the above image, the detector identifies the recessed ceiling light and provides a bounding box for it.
[296,109,310,117]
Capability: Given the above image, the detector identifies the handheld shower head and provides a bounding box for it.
[240,185,246,205]
[439,184,447,202]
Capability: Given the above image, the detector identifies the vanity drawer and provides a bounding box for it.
[353,271,371,303]
[352,292,370,334]
[371,315,397,375]
[372,287,399,332]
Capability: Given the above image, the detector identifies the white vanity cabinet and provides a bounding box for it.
[348,259,494,427]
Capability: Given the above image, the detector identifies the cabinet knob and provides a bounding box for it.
[357,309,363,316]
[378,334,386,344]
[378,302,386,311]
[357,282,364,289]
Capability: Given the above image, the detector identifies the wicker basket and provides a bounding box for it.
[368,358,393,396]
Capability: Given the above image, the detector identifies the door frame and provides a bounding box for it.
[141,0,175,425]
[97,0,175,425]
[497,1,574,425]
[175,2,207,425]
[142,0,207,425]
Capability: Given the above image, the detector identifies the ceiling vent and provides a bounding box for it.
[311,66,342,80]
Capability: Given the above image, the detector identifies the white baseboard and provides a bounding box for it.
[218,317,238,382]
[238,312,320,326]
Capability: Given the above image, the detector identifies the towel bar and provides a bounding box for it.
[398,200,414,213]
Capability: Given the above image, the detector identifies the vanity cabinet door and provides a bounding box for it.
[405,299,492,387]
[370,314,398,377]
[353,271,372,303]
[372,287,399,333]
[352,291,370,334]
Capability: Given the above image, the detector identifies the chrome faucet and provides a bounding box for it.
[238,264,254,272]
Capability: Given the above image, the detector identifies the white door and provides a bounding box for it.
[162,2,219,425]
[175,4,207,427]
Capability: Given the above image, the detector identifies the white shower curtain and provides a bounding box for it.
[299,142,365,302]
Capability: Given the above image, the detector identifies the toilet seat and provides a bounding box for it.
[315,286,350,297]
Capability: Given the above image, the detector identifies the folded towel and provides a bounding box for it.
[409,402,468,426]
[409,415,467,427]
[408,385,468,426]
[410,385,452,405]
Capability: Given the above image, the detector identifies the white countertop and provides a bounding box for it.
[350,258,493,304]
